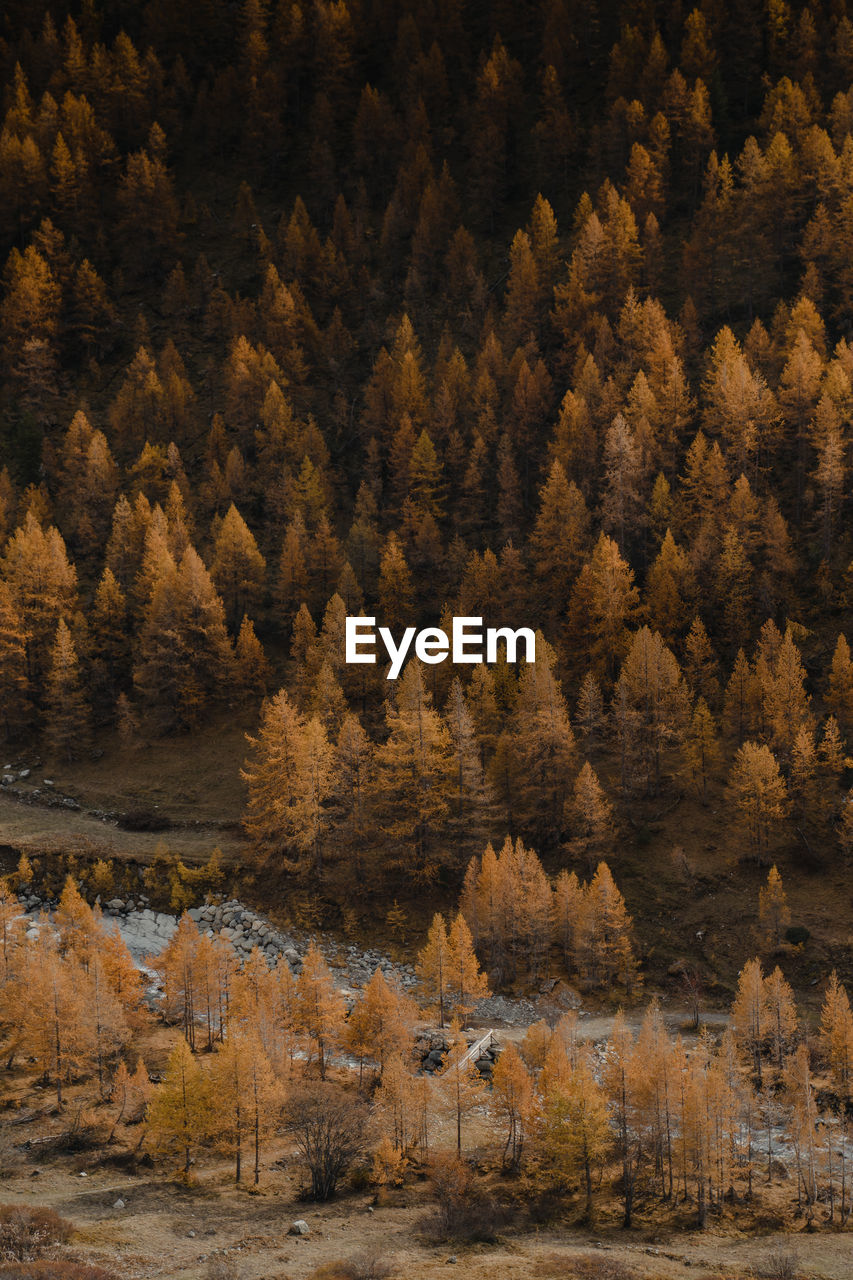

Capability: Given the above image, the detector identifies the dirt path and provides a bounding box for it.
[0,791,245,864]
[485,1005,731,1046]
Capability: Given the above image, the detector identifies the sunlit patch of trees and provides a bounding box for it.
[3,868,853,1229]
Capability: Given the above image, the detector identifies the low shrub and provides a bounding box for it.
[565,1259,642,1279]
[0,1265,116,1279]
[116,810,170,832]
[51,1110,109,1154]
[422,1156,515,1243]
[204,1261,241,1280]
[307,1257,392,1280]
[785,926,810,946]
[759,1252,800,1280]
[0,1208,73,1263]
[531,1256,642,1280]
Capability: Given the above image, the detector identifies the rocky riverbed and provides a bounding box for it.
[19,887,563,1044]
[19,890,421,1001]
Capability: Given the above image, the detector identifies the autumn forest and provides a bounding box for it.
[3,0,853,1275]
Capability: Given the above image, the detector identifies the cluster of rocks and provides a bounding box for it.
[103,903,178,963]
[21,880,540,1043]
[100,895,152,915]
[16,890,58,914]
[0,768,79,810]
[187,900,300,969]
[414,1030,502,1079]
[334,943,418,992]
[22,882,419,1002]
[1,765,33,782]
[471,992,540,1026]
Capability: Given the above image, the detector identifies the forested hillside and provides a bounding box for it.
[10,4,853,1271]
[2,0,853,911]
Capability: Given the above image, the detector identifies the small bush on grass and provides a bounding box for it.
[0,1265,117,1279]
[759,1252,800,1280]
[307,1255,393,1280]
[422,1155,515,1243]
[0,1208,73,1263]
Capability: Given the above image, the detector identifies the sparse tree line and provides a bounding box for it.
[144,945,853,1225]
[5,869,853,1230]
[0,877,144,1104]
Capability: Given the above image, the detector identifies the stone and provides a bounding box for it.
[1,775,14,785]
[18,768,30,778]
[289,1220,310,1236]
[113,1198,125,1209]
[107,899,124,913]
[187,1229,196,1238]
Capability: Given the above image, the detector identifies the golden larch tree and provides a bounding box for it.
[540,1052,611,1218]
[820,971,853,1099]
[295,940,345,1079]
[210,502,266,629]
[147,1038,213,1177]
[727,741,788,862]
[44,618,89,761]
[758,865,791,949]
[764,965,798,1071]
[489,1041,534,1170]
[345,967,417,1082]
[445,913,490,1026]
[436,1018,487,1155]
[209,1030,284,1184]
[828,634,853,736]
[566,761,614,873]
[732,958,768,1083]
[416,912,452,1028]
[0,581,30,740]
